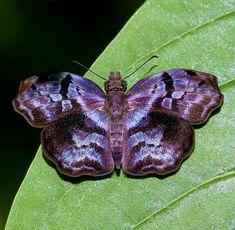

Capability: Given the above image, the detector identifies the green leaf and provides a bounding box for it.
[6,0,235,229]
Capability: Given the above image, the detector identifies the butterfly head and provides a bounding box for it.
[104,72,127,92]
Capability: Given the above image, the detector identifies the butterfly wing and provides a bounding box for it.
[14,72,114,177]
[42,113,114,177]
[126,69,223,125]
[122,112,194,175]
[123,69,223,175]
[13,72,107,127]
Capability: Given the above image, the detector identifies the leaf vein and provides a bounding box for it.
[150,10,235,56]
[132,170,235,229]
[126,9,235,76]
[37,183,93,228]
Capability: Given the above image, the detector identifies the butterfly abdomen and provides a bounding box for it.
[108,95,125,169]
[110,123,124,168]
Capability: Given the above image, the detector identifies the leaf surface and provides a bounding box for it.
[6,0,235,229]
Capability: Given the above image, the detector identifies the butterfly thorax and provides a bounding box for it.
[104,71,127,93]
[105,72,127,168]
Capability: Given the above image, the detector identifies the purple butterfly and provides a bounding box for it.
[13,69,223,177]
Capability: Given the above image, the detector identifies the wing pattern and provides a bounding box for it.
[123,69,223,175]
[13,69,223,177]
[13,72,113,177]
[123,112,194,175]
[13,72,107,127]
[126,69,223,125]
[42,113,114,177]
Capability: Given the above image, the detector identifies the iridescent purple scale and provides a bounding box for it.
[13,68,223,177]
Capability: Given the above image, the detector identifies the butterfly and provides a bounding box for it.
[13,68,223,177]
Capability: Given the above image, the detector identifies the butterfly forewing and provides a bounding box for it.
[126,69,223,125]
[13,72,107,127]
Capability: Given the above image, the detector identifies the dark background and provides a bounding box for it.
[0,1,145,227]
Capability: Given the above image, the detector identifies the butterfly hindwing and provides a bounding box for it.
[122,112,194,175]
[41,113,114,177]
[126,69,223,125]
[13,72,107,127]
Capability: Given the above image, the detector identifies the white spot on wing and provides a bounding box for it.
[162,97,172,110]
[62,100,72,112]
[172,91,184,99]
[49,94,62,101]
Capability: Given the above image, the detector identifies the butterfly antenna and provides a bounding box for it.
[123,55,159,80]
[72,60,107,81]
